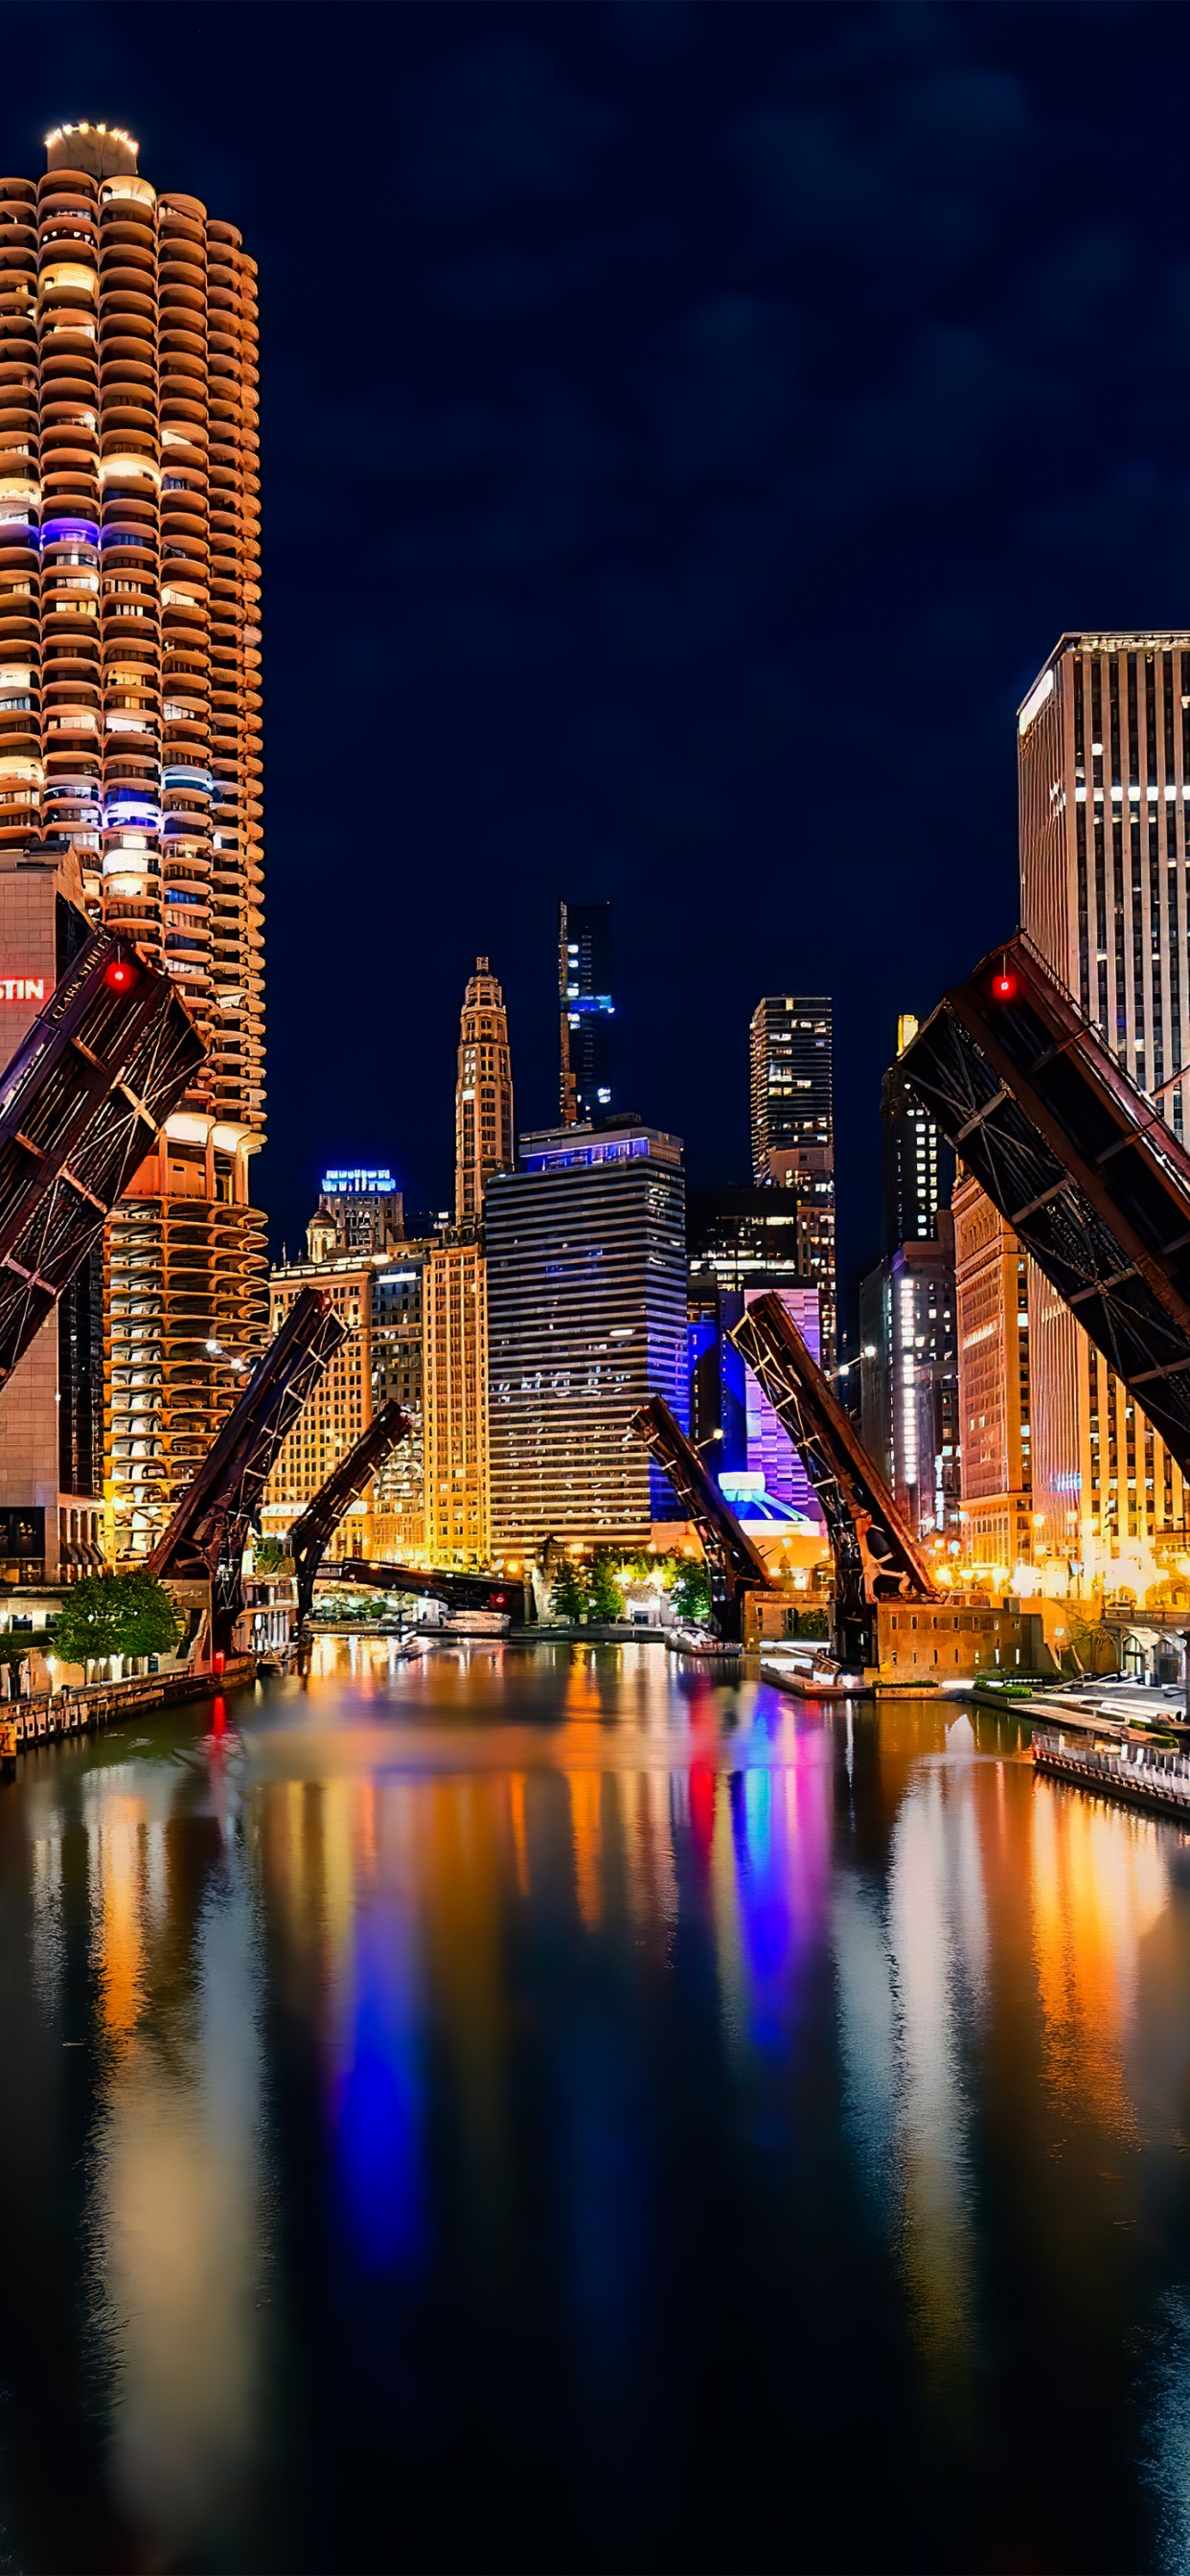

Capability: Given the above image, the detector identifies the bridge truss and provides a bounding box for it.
[900,932,1190,1477]
[288,1400,411,1624]
[0,928,202,1385]
[629,1392,774,1641]
[331,1556,528,1624]
[148,1285,349,1654]
[729,1292,937,1668]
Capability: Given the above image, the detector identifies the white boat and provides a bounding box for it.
[665,1625,743,1660]
[761,1643,866,1698]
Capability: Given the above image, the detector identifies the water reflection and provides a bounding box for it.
[1,1644,1190,2570]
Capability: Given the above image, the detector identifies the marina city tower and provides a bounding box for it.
[0,122,265,1556]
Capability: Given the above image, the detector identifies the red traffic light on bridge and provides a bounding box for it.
[103,954,140,995]
[991,966,1017,1000]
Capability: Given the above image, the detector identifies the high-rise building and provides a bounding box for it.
[686,1187,822,1529]
[454,955,514,1228]
[858,1015,959,1539]
[748,994,835,1361]
[559,898,613,1125]
[486,1118,687,1554]
[1018,632,1190,1568]
[310,1167,402,1258]
[371,1253,424,1558]
[0,122,267,1556]
[952,1167,1032,1572]
[858,1227,959,1541]
[423,1237,489,1566]
[881,1013,953,1254]
[0,839,103,1577]
[263,1252,378,1563]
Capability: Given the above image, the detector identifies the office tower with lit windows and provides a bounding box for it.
[486,1119,687,1554]
[0,120,266,1556]
[881,1013,953,1253]
[559,898,613,1125]
[1018,633,1190,1569]
[454,955,514,1228]
[310,1167,403,1258]
[263,1252,378,1563]
[423,1237,489,1566]
[0,840,103,1578]
[952,1166,1032,1571]
[748,994,835,1360]
[686,1187,822,1528]
[858,1015,959,1538]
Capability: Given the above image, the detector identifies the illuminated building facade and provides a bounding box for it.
[371,1254,424,1556]
[686,1189,822,1529]
[748,994,835,1362]
[454,956,513,1228]
[0,840,103,1577]
[423,1238,489,1566]
[559,897,613,1124]
[858,1015,959,1537]
[263,1254,378,1563]
[486,1119,687,1553]
[881,1013,952,1250]
[859,1230,959,1540]
[952,1165,1032,1570]
[310,1168,402,1257]
[0,121,267,1554]
[1019,633,1190,1568]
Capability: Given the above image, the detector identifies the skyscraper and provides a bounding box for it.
[559,898,613,1124]
[952,1168,1032,1572]
[881,1013,953,1253]
[0,840,104,1578]
[423,1237,490,1566]
[858,1014,959,1539]
[486,1118,687,1554]
[0,122,267,1556]
[310,1167,403,1257]
[748,994,835,1360]
[1018,633,1190,1568]
[454,955,514,1228]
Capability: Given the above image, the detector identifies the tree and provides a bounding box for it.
[52,1571,179,1668]
[550,1559,587,1624]
[254,1534,293,1574]
[588,1555,625,1623]
[51,1576,122,1666]
[114,1572,181,1660]
[670,1559,711,1624]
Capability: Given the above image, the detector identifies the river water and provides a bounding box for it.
[3,1639,1190,2572]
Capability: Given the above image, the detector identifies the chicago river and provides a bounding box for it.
[0,1643,1187,2573]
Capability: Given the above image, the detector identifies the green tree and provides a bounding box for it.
[588,1555,626,1623]
[114,1572,180,1660]
[50,1576,122,1666]
[670,1559,711,1624]
[550,1559,588,1624]
[254,1535,293,1575]
[52,1571,179,1668]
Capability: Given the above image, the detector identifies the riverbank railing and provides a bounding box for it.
[1033,1728,1190,1815]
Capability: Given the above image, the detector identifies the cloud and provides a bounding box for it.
[727,52,1034,275]
[405,40,622,218]
[652,294,801,479]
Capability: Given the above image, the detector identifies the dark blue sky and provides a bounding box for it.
[4,1,1190,1318]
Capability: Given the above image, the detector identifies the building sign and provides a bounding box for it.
[321,1167,397,1194]
[0,974,45,1001]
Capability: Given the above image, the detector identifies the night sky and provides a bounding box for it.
[4,1,1190,1323]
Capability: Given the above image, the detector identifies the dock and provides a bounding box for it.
[1032,1726,1190,1823]
[0,1657,256,1770]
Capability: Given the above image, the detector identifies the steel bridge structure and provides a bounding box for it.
[0,928,201,1385]
[330,1556,529,1624]
[288,1400,411,1625]
[900,932,1190,1478]
[729,1292,937,1668]
[148,1285,349,1654]
[629,1392,774,1641]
